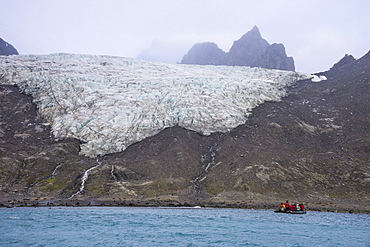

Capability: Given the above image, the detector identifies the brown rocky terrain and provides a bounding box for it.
[0,51,369,213]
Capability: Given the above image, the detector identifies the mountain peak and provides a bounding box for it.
[250,25,262,36]
[181,26,295,71]
[238,25,265,42]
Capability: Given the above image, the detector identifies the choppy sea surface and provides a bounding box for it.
[0,207,369,246]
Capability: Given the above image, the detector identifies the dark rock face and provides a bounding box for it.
[0,38,18,55]
[0,85,92,199]
[259,43,295,71]
[227,25,270,66]
[181,26,295,71]
[180,42,225,65]
[328,54,356,72]
[1,51,370,212]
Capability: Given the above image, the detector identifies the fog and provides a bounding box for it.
[1,0,369,73]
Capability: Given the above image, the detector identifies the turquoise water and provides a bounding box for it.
[0,207,369,246]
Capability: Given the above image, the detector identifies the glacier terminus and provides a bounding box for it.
[0,53,325,157]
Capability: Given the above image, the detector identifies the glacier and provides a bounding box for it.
[0,53,321,157]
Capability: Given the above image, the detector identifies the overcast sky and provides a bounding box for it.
[1,0,369,73]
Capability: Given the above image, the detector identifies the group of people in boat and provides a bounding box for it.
[278,201,305,212]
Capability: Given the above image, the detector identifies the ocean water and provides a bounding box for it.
[0,207,369,246]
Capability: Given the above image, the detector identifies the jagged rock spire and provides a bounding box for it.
[239,25,264,41]
[181,26,295,71]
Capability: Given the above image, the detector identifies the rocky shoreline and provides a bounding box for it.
[1,196,369,214]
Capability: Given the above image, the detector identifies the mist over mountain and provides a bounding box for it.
[181,26,295,71]
[137,39,190,64]
[0,38,18,55]
[178,42,226,65]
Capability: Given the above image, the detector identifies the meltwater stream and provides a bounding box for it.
[1,207,369,246]
[68,158,102,199]
[192,134,224,194]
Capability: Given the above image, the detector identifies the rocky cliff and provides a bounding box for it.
[0,51,369,213]
[181,26,295,71]
[0,38,18,55]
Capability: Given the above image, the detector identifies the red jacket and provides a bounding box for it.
[290,205,295,211]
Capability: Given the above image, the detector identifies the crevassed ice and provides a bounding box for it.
[0,53,316,157]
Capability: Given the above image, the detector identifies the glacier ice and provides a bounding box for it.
[0,53,316,157]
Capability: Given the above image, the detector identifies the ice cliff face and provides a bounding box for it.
[0,53,320,157]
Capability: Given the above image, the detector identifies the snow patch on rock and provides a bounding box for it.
[0,53,314,157]
[311,75,327,82]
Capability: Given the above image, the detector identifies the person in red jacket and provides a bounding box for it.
[284,201,290,209]
[300,204,305,211]
[290,204,295,211]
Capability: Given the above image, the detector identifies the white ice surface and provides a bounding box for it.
[0,53,318,157]
[311,75,327,82]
